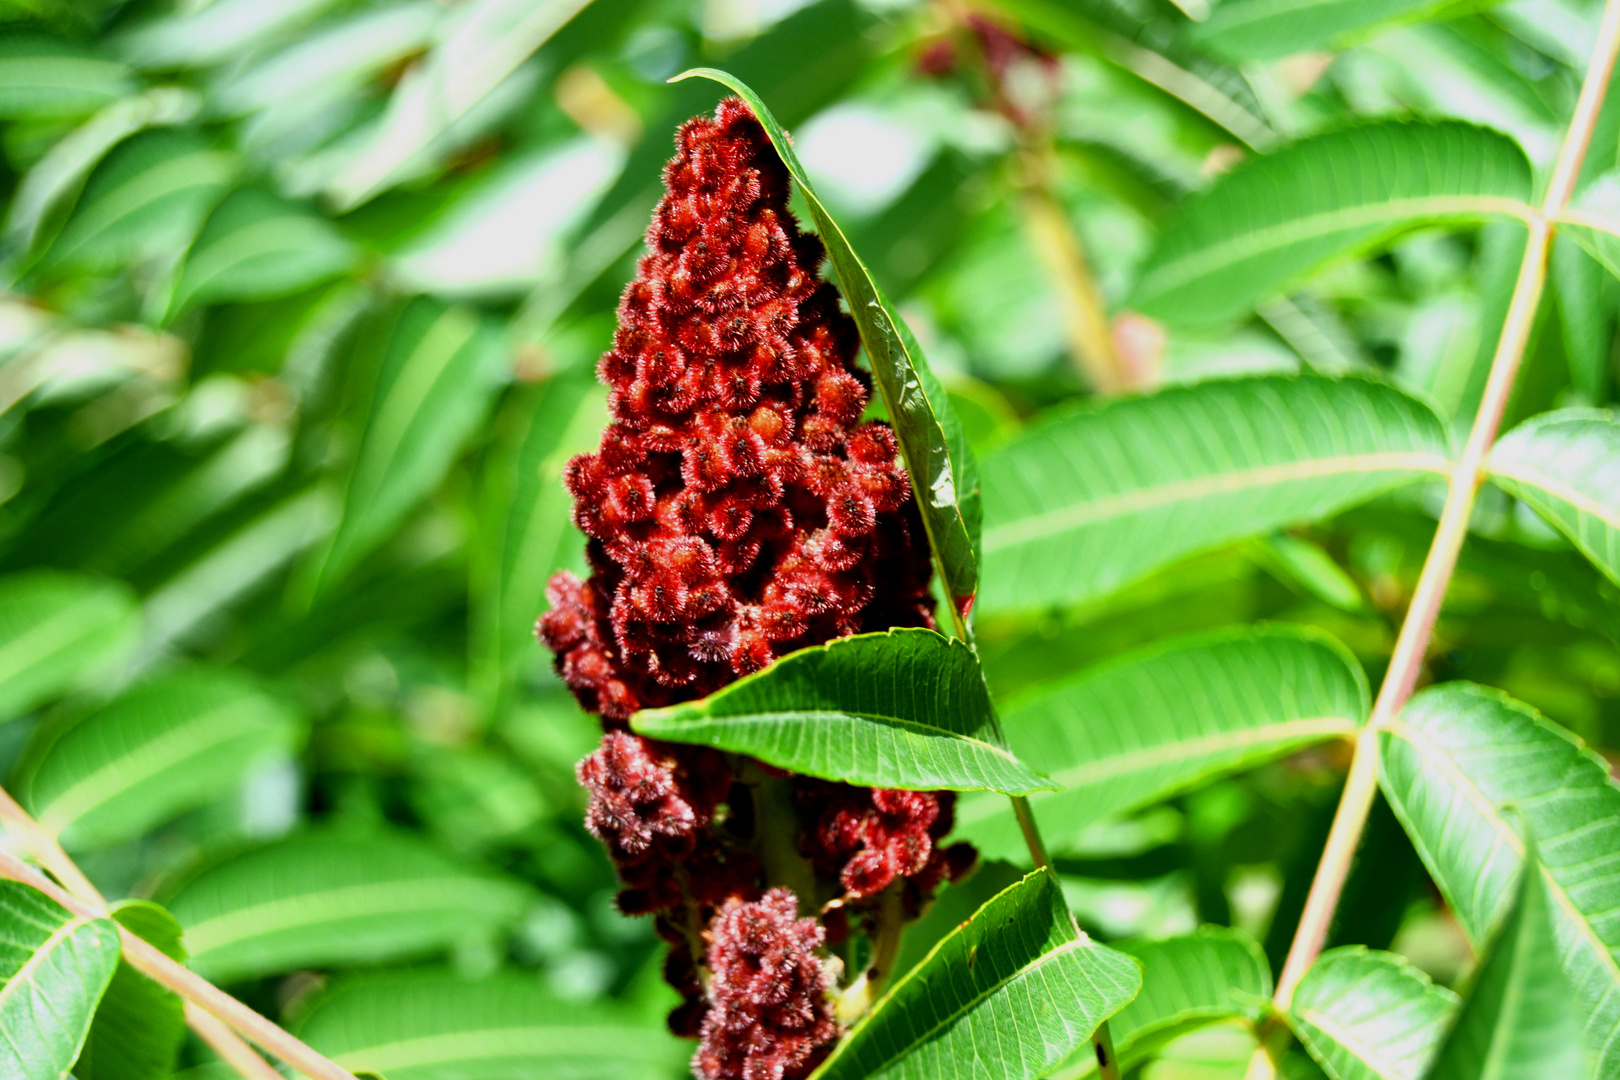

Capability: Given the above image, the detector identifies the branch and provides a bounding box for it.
[1270,0,1620,1012]
[0,825,355,1080]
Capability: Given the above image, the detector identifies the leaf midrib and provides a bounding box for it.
[1043,715,1358,789]
[35,698,286,837]
[335,1026,677,1070]
[1489,461,1620,530]
[0,596,117,694]
[1138,195,1530,301]
[183,876,520,957]
[983,452,1451,550]
[642,707,1018,764]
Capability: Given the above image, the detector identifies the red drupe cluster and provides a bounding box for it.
[538,96,934,724]
[696,889,839,1080]
[798,782,977,911]
[539,97,976,1080]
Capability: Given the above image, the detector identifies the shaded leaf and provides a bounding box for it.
[634,628,1050,795]
[312,299,507,594]
[40,130,237,274]
[1487,409,1620,586]
[1128,121,1532,326]
[169,187,356,315]
[672,68,982,624]
[957,626,1367,858]
[296,969,688,1080]
[0,571,138,726]
[1289,947,1459,1080]
[0,880,121,1079]
[977,374,1451,614]
[21,666,304,851]
[812,870,1142,1080]
[1424,835,1593,1080]
[76,901,187,1080]
[164,831,532,983]
[1378,684,1620,1076]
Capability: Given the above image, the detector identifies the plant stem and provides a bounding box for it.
[0,848,357,1080]
[0,784,104,906]
[1271,0,1620,1011]
[0,785,282,1078]
[186,1001,283,1080]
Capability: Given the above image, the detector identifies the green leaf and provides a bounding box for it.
[1559,174,1620,282]
[671,67,982,624]
[76,901,187,1080]
[0,879,121,1079]
[1487,410,1620,586]
[1128,121,1532,326]
[957,626,1367,858]
[812,869,1143,1080]
[326,0,593,208]
[469,372,606,716]
[1289,947,1460,1080]
[40,130,237,274]
[1187,0,1474,63]
[312,299,507,594]
[633,628,1049,795]
[1052,929,1273,1077]
[20,666,304,852]
[0,36,136,118]
[1378,684,1620,1076]
[0,571,138,725]
[168,187,356,315]
[296,969,688,1080]
[163,831,533,983]
[1423,835,1593,1080]
[977,374,1451,615]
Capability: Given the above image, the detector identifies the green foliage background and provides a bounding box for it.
[0,0,1618,1077]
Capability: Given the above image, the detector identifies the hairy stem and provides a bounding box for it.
[0,848,357,1080]
[1271,0,1620,1011]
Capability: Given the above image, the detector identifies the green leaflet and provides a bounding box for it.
[670,67,982,626]
[976,374,1452,615]
[76,901,187,1080]
[1050,928,1272,1078]
[0,36,136,118]
[0,880,122,1079]
[1379,684,1620,1077]
[311,298,508,594]
[812,870,1142,1080]
[0,570,139,726]
[168,187,356,315]
[957,626,1368,858]
[296,969,688,1080]
[1289,947,1460,1080]
[20,665,304,852]
[1129,121,1533,326]
[634,628,1050,795]
[1487,409,1620,586]
[164,831,533,983]
[39,129,237,274]
[1187,0,1478,62]
[1423,835,1593,1080]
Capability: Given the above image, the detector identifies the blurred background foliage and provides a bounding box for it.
[0,0,1615,1075]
